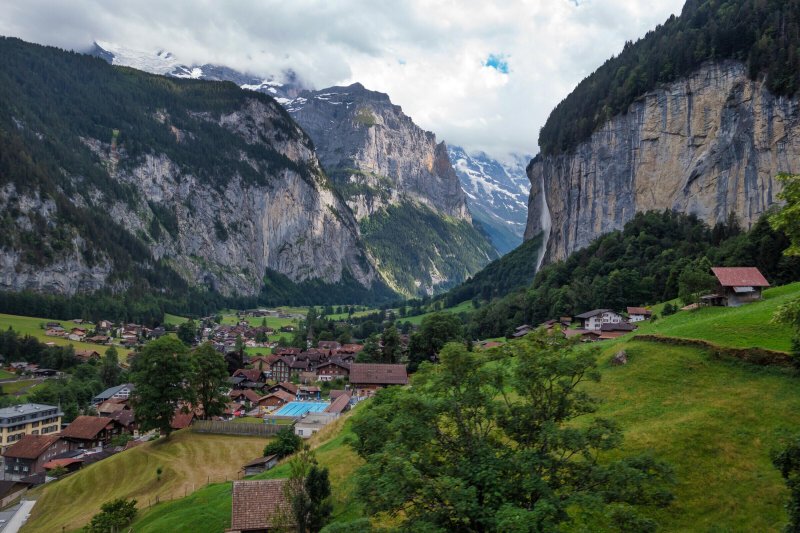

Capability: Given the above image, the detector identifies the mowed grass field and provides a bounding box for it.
[585,339,800,531]
[132,414,364,533]
[0,313,132,359]
[22,431,269,533]
[398,299,475,326]
[635,282,800,352]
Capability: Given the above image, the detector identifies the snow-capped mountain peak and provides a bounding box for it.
[448,145,532,254]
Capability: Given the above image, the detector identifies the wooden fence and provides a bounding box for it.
[192,420,291,437]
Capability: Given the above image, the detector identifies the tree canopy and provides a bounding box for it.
[350,332,674,531]
[130,336,193,437]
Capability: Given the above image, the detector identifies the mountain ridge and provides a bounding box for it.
[0,37,385,302]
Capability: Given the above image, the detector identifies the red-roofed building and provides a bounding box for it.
[709,267,770,306]
[315,360,350,382]
[60,416,123,449]
[256,390,294,410]
[349,363,408,397]
[325,392,352,415]
[627,307,652,322]
[171,409,196,430]
[2,435,69,480]
[229,479,292,532]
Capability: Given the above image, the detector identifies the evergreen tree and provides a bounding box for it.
[380,324,402,363]
[99,345,121,389]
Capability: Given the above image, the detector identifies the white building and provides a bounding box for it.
[574,309,624,331]
[627,307,652,322]
[294,413,338,439]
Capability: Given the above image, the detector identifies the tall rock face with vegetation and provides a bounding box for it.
[525,0,800,264]
[0,38,379,299]
[285,84,497,296]
[526,60,800,262]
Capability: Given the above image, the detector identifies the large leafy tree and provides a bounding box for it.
[86,498,137,533]
[263,427,302,460]
[176,319,197,346]
[407,312,463,371]
[131,336,193,438]
[380,324,402,364]
[350,332,673,531]
[279,446,333,533]
[190,342,229,420]
[771,174,800,358]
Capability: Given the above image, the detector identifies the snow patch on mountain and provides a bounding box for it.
[448,145,531,254]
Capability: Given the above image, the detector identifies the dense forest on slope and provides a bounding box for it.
[359,202,497,296]
[439,233,543,306]
[539,0,800,156]
[465,210,800,338]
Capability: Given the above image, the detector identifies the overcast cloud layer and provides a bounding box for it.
[2,0,684,159]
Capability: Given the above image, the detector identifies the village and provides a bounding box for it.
[0,265,776,530]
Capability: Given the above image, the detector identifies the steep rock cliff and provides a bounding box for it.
[286,83,470,220]
[0,38,378,299]
[285,84,496,296]
[526,61,800,263]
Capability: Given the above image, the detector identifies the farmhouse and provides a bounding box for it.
[598,322,637,340]
[349,363,408,397]
[627,307,652,322]
[60,416,124,449]
[574,309,624,331]
[74,349,101,362]
[229,479,293,533]
[2,434,69,480]
[705,267,771,307]
[315,360,350,381]
[256,390,294,410]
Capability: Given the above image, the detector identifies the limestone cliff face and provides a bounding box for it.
[526,61,800,263]
[281,83,494,297]
[286,83,470,221]
[1,97,377,297]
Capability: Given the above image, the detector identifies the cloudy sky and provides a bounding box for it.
[2,0,685,159]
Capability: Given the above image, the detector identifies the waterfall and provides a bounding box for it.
[534,172,552,272]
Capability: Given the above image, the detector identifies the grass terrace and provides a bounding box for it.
[0,313,132,360]
[635,282,800,353]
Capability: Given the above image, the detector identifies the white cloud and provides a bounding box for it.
[0,0,684,158]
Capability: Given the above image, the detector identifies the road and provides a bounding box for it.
[0,500,35,533]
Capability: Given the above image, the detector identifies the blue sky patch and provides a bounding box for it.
[484,53,509,74]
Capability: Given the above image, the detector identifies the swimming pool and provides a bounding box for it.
[274,401,329,417]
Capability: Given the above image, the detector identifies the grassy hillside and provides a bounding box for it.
[22,431,268,533]
[635,283,800,352]
[0,313,132,359]
[131,415,363,532]
[587,339,800,531]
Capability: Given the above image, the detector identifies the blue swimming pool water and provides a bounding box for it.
[274,401,329,417]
